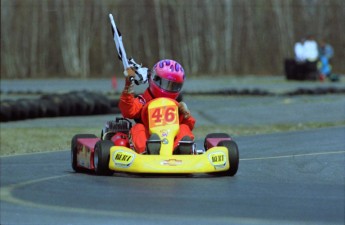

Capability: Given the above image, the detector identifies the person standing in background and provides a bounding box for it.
[318,39,334,80]
[294,38,306,62]
[301,35,319,80]
[303,35,319,62]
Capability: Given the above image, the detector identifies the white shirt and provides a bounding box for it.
[294,42,305,62]
[303,40,319,62]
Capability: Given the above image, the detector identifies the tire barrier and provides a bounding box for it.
[183,89,272,96]
[285,87,345,96]
[183,87,345,96]
[1,88,344,122]
[0,91,113,122]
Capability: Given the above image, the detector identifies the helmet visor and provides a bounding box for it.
[152,73,183,92]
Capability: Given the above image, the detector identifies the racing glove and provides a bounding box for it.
[128,58,149,85]
[135,67,149,84]
[178,102,191,119]
[123,67,135,94]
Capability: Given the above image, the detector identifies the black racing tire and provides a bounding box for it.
[58,95,72,116]
[90,93,112,115]
[0,100,14,122]
[217,140,239,176]
[204,133,231,151]
[68,91,91,115]
[9,101,21,121]
[41,93,76,117]
[64,93,79,116]
[14,99,31,121]
[79,91,97,115]
[94,140,114,176]
[39,99,59,117]
[71,134,97,172]
[18,99,40,119]
[26,99,41,119]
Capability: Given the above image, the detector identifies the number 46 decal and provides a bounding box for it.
[149,106,178,127]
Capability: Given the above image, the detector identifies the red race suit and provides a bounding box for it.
[119,89,195,154]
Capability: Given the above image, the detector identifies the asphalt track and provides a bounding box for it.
[1,78,345,225]
[1,126,344,225]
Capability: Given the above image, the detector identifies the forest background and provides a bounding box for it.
[1,0,344,79]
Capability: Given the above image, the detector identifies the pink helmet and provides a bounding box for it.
[149,59,185,99]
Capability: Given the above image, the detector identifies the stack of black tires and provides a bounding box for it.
[284,59,319,81]
[0,91,116,122]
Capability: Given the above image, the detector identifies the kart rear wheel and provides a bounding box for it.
[94,140,114,176]
[217,140,239,176]
[71,134,97,172]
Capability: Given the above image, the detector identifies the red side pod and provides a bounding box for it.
[77,138,100,170]
[205,137,232,150]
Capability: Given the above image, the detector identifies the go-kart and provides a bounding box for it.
[71,97,239,176]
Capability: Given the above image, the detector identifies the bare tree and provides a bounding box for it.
[224,0,234,73]
[154,0,166,58]
[1,0,345,78]
[1,0,15,77]
[55,0,82,77]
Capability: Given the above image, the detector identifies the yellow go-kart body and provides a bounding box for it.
[108,98,230,174]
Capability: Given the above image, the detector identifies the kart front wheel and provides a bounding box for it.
[217,140,239,176]
[94,140,114,176]
[71,134,97,172]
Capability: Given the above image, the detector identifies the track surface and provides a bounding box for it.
[1,92,345,225]
[1,126,344,225]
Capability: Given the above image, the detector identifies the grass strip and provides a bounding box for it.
[1,121,344,156]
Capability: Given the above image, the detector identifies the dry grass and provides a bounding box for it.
[0,127,99,156]
[1,121,343,156]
